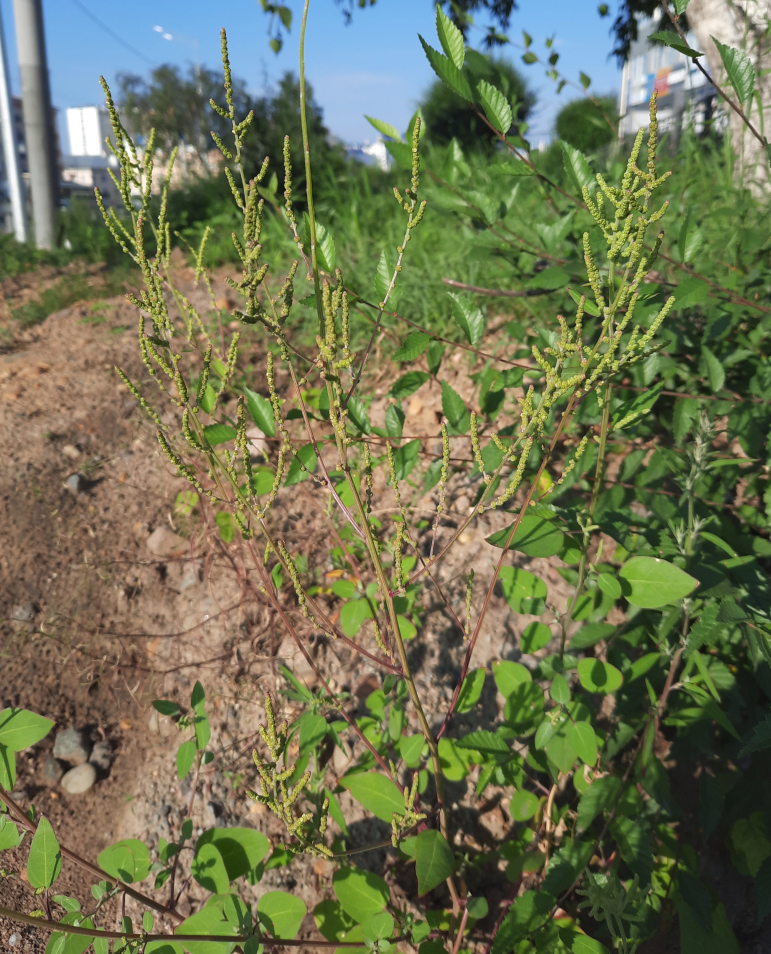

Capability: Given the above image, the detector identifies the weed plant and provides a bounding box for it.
[2,4,771,953]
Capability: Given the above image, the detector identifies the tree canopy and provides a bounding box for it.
[554,95,618,154]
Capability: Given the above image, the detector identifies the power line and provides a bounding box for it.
[69,0,155,68]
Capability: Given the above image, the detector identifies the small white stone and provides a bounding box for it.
[146,526,187,558]
[60,763,97,794]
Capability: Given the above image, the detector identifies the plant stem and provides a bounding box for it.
[298,0,324,340]
[559,380,613,664]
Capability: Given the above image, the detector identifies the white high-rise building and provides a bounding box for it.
[66,106,113,158]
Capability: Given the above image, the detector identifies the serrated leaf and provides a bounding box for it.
[285,442,317,486]
[618,556,698,608]
[611,382,664,431]
[441,380,470,434]
[713,36,755,105]
[448,292,485,346]
[416,829,454,895]
[27,818,62,889]
[435,4,464,69]
[364,115,402,142]
[244,386,276,437]
[392,439,421,481]
[649,30,702,59]
[476,79,513,134]
[561,141,594,192]
[702,346,725,393]
[738,712,771,758]
[576,775,622,832]
[499,158,535,176]
[392,332,430,362]
[203,423,237,446]
[340,772,404,823]
[389,371,429,400]
[385,404,404,438]
[419,36,473,101]
[674,0,690,11]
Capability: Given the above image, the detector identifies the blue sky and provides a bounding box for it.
[0,0,622,151]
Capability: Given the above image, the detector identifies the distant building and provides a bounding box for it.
[0,95,26,234]
[345,140,390,172]
[61,105,119,205]
[618,16,715,141]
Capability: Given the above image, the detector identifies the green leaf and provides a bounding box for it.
[510,789,539,821]
[398,615,417,640]
[649,30,702,59]
[568,622,615,651]
[347,395,371,435]
[339,599,373,637]
[176,738,196,780]
[389,371,429,400]
[373,249,402,309]
[0,819,23,849]
[362,911,394,945]
[499,157,535,176]
[456,730,510,754]
[611,382,664,431]
[560,141,594,192]
[597,573,622,600]
[416,830,454,895]
[364,115,402,143]
[215,511,234,543]
[0,709,54,751]
[192,842,230,894]
[419,36,473,101]
[567,721,597,764]
[98,839,151,884]
[577,658,623,694]
[176,904,238,954]
[504,683,544,732]
[153,700,180,717]
[550,673,571,705]
[435,4,464,69]
[476,79,513,134]
[618,556,698,608]
[27,818,62,889]
[258,891,307,940]
[0,742,15,790]
[702,346,725,393]
[399,734,426,768]
[393,332,430,362]
[579,71,591,89]
[448,293,485,346]
[427,340,445,375]
[441,380,470,434]
[522,51,538,64]
[738,712,771,758]
[491,890,555,954]
[713,36,755,105]
[285,442,317,486]
[333,865,390,923]
[493,660,532,697]
[203,423,236,446]
[438,737,471,780]
[521,622,552,654]
[487,515,565,557]
[456,668,486,712]
[314,899,356,942]
[576,775,622,832]
[197,828,270,880]
[499,566,547,613]
[340,772,404,823]
[298,712,328,753]
[244,386,276,437]
[674,0,690,12]
[392,439,421,481]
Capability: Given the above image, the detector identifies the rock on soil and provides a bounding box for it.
[60,762,97,794]
[53,727,90,765]
[146,525,187,558]
[89,740,112,772]
[42,757,63,784]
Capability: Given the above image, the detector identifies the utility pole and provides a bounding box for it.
[13,0,56,249]
[0,5,27,242]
